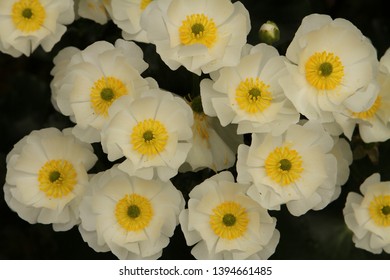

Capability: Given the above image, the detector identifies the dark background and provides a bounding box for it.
[1,0,390,259]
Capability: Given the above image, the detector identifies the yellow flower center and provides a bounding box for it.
[12,0,46,33]
[130,119,169,157]
[265,146,304,186]
[179,13,217,48]
[368,195,390,227]
[352,96,382,120]
[90,76,127,117]
[235,78,272,114]
[38,159,77,198]
[209,201,249,240]
[140,0,153,10]
[305,51,344,91]
[115,194,154,231]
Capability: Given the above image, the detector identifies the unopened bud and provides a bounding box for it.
[259,21,280,45]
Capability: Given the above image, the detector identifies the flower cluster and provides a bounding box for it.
[50,39,154,143]
[2,0,390,259]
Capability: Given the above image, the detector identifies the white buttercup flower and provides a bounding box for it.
[201,43,300,135]
[343,173,390,254]
[179,171,280,259]
[50,39,155,143]
[279,13,379,123]
[332,48,390,142]
[237,120,339,216]
[110,0,153,42]
[181,96,242,172]
[4,128,97,231]
[75,0,112,25]
[0,0,75,57]
[141,0,250,75]
[101,89,193,181]
[79,165,185,259]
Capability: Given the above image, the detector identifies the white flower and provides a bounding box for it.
[50,39,156,143]
[3,128,97,231]
[79,165,185,259]
[237,120,339,216]
[279,13,379,123]
[141,0,250,75]
[179,171,280,259]
[110,0,153,42]
[101,88,193,181]
[332,48,390,142]
[0,0,75,57]
[75,0,112,25]
[180,96,243,172]
[201,43,300,135]
[343,173,390,254]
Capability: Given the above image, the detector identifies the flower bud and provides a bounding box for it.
[259,20,280,45]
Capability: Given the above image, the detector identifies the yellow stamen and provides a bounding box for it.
[130,119,169,157]
[12,0,46,33]
[115,194,154,231]
[140,0,153,10]
[265,146,304,186]
[90,76,127,117]
[305,51,344,91]
[38,159,77,198]
[179,13,217,48]
[369,195,390,227]
[352,96,382,120]
[235,78,272,114]
[209,201,249,240]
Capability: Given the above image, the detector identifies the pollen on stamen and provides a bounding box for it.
[12,0,46,33]
[209,201,249,240]
[115,194,154,231]
[352,96,382,120]
[140,0,153,11]
[130,119,169,157]
[179,13,217,48]
[90,76,127,117]
[369,195,390,227]
[235,77,272,114]
[305,51,344,91]
[38,159,77,198]
[265,146,304,186]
